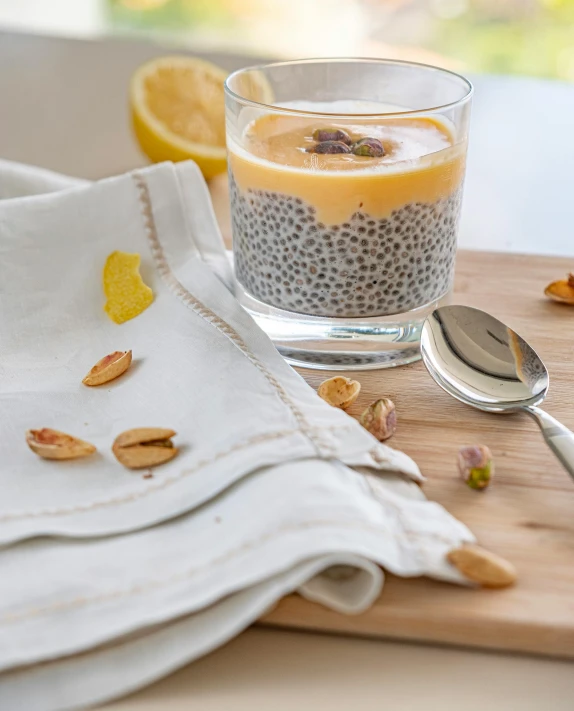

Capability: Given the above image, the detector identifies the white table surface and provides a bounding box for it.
[1,29,573,710]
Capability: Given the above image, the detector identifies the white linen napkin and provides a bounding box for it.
[0,158,88,199]
[0,159,421,546]
[0,462,473,711]
[0,159,476,710]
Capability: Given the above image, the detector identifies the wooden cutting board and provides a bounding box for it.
[257,250,574,659]
[209,178,574,658]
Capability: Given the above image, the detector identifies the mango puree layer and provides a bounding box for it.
[229,114,466,226]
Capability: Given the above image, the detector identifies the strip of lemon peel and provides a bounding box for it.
[103,251,154,324]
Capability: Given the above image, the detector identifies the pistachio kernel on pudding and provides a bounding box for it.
[312,128,352,144]
[352,137,385,157]
[307,140,351,154]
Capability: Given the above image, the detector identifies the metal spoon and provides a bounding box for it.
[421,304,574,480]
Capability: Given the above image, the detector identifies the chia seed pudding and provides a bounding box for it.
[229,112,466,319]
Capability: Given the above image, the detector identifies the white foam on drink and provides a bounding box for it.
[275,99,408,114]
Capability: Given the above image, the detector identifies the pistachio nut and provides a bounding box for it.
[112,427,178,470]
[312,128,352,145]
[458,445,493,490]
[359,398,397,441]
[26,428,96,460]
[317,376,361,409]
[352,137,384,157]
[447,544,517,589]
[82,350,132,386]
[308,140,351,155]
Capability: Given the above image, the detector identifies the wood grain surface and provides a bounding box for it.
[258,250,574,658]
[209,176,574,658]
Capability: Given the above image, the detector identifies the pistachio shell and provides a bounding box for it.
[447,544,517,588]
[113,444,177,470]
[26,428,96,460]
[82,350,132,386]
[113,428,176,448]
[544,275,574,305]
[112,428,178,470]
[317,376,361,409]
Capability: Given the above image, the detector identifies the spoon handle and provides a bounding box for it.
[524,406,574,481]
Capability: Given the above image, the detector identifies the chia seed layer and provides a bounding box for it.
[230,174,462,318]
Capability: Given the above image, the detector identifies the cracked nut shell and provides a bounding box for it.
[112,427,178,470]
[544,273,574,304]
[447,544,517,589]
[83,350,132,386]
[26,428,96,460]
[317,376,361,409]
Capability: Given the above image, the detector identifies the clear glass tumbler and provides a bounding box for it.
[225,58,472,370]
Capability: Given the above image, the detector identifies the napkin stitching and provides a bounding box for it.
[0,518,459,625]
[0,427,353,522]
[132,172,333,458]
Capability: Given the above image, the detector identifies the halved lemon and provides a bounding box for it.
[130,56,228,179]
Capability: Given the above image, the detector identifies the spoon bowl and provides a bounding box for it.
[421,305,574,480]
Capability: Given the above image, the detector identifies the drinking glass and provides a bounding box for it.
[225,58,472,370]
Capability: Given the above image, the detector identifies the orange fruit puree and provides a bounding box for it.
[229,114,466,225]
